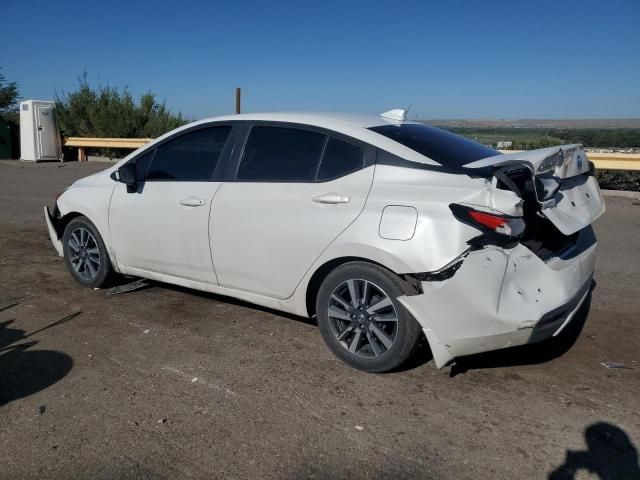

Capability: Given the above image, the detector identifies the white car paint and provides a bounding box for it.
[46,111,605,368]
[110,181,221,284]
[210,166,375,299]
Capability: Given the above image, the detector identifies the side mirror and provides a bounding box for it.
[114,163,137,186]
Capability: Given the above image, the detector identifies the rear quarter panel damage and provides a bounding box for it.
[398,227,598,367]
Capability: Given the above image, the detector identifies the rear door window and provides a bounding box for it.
[317,137,364,181]
[146,126,231,181]
[237,126,326,181]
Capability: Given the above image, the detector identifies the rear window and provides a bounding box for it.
[370,124,498,168]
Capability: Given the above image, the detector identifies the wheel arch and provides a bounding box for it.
[55,210,117,268]
[54,210,84,239]
[304,256,420,318]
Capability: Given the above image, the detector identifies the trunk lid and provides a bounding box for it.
[464,145,605,236]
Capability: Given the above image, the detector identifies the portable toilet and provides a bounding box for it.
[20,100,62,161]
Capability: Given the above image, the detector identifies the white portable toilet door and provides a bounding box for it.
[35,104,58,159]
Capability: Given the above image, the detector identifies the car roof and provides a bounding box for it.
[117,112,442,167]
[201,111,398,129]
[201,112,441,166]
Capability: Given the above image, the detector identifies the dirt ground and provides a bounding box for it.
[1,160,639,480]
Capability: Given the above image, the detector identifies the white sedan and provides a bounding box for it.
[45,110,605,372]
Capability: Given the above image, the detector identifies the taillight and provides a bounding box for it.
[450,204,525,238]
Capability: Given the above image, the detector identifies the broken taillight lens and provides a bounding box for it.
[450,204,525,238]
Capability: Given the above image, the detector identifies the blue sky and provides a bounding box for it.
[3,0,639,119]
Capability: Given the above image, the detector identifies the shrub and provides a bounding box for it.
[56,73,188,156]
[595,170,640,192]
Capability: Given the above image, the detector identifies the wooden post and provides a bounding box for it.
[78,147,86,162]
[235,87,241,114]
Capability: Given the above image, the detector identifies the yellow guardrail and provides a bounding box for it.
[497,150,640,171]
[63,137,640,170]
[577,152,640,171]
[64,137,152,161]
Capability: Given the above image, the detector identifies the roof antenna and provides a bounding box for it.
[379,107,408,121]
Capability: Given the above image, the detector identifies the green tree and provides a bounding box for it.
[0,67,20,123]
[55,73,187,140]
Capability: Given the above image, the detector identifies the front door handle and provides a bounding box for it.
[312,193,350,204]
[179,197,205,207]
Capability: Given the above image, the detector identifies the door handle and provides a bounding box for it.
[179,197,206,207]
[311,193,350,204]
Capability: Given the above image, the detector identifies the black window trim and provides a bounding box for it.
[228,121,375,183]
[313,136,331,181]
[122,121,239,182]
[133,147,157,181]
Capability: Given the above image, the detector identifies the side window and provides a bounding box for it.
[237,126,326,181]
[146,126,231,181]
[317,137,364,181]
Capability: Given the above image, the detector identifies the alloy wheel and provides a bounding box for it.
[67,227,101,281]
[327,279,399,357]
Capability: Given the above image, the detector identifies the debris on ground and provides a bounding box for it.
[143,329,151,334]
[191,377,198,383]
[158,418,167,424]
[354,425,364,431]
[106,279,150,295]
[601,361,627,369]
[38,405,46,415]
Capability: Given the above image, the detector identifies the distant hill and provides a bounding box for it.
[422,119,640,129]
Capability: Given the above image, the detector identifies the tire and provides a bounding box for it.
[315,262,422,373]
[62,216,113,288]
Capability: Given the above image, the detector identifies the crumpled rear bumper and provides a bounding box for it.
[44,206,64,257]
[398,227,597,368]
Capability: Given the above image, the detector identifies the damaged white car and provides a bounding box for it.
[45,110,605,372]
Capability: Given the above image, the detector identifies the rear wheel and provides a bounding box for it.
[316,262,422,373]
[62,216,113,288]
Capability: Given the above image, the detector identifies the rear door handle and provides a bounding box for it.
[312,193,350,204]
[179,196,205,207]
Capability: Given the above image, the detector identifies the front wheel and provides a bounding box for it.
[62,216,113,288]
[315,262,422,373]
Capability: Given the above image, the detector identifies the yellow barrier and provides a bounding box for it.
[63,137,640,170]
[64,137,152,161]
[498,150,640,171]
[582,152,640,171]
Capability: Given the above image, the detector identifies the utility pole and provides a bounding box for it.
[235,88,241,114]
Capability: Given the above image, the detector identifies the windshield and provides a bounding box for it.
[370,123,498,168]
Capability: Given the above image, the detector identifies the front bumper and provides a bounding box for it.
[398,227,597,368]
[44,206,64,257]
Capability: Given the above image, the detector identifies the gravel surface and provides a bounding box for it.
[1,160,639,479]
